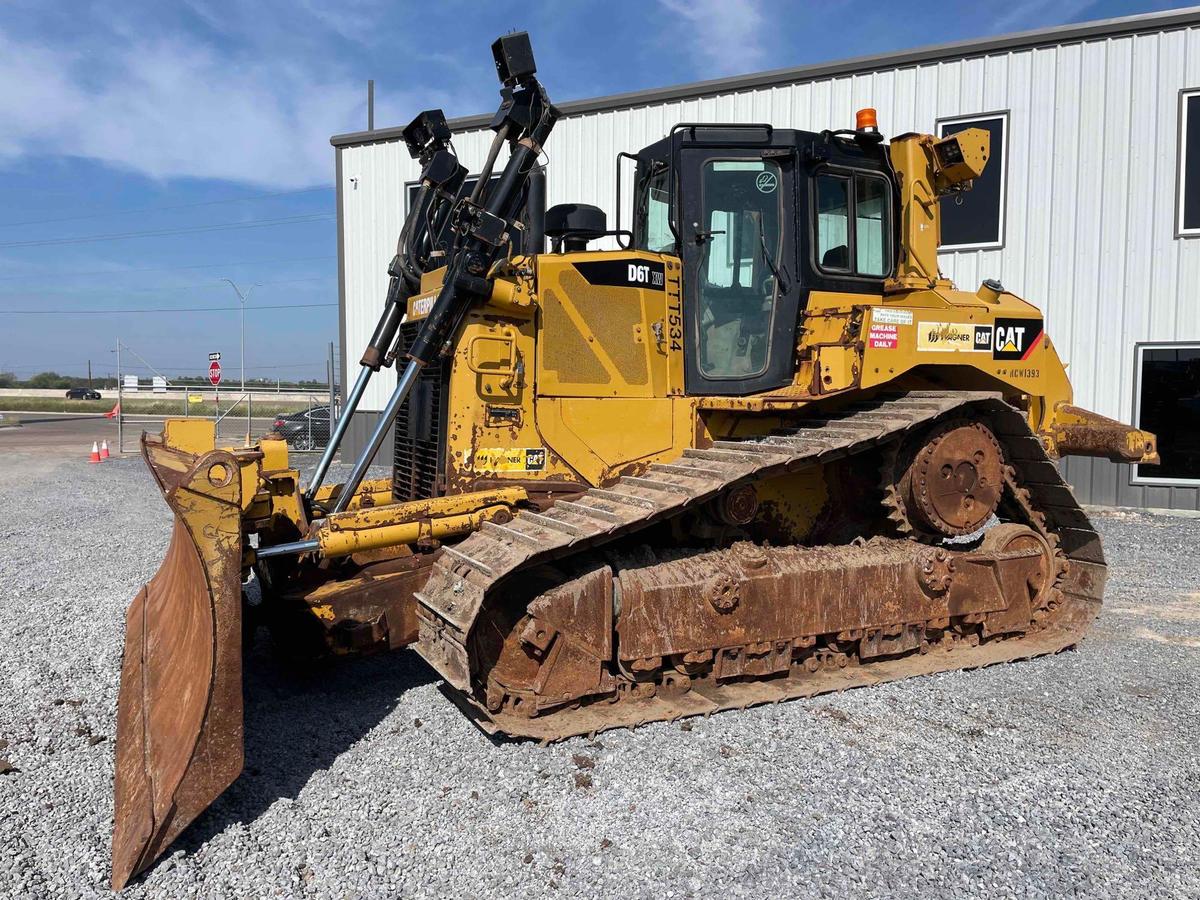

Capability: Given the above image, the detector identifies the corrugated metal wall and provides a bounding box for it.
[338,23,1200,509]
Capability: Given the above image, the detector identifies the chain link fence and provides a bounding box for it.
[110,339,342,456]
[117,388,338,453]
[115,387,339,455]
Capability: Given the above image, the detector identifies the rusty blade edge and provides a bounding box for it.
[112,438,245,889]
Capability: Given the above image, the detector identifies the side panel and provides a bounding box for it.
[799,287,1074,431]
[440,254,694,494]
[855,290,1072,427]
[443,307,589,495]
[535,251,683,399]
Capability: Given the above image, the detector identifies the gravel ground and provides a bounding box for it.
[0,450,1198,898]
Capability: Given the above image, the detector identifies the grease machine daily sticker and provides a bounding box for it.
[867,308,913,350]
[472,447,547,472]
[868,323,899,349]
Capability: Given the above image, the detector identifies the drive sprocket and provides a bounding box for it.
[882,419,1005,539]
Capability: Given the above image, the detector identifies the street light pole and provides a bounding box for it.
[220,278,259,392]
[112,339,122,453]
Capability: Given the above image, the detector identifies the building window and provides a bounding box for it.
[813,171,892,277]
[405,174,523,255]
[937,112,1007,251]
[405,174,500,211]
[1178,90,1200,237]
[1133,343,1200,485]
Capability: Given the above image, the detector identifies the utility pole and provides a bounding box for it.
[87,359,92,389]
[368,80,375,131]
[115,340,122,452]
[328,341,336,428]
[220,278,259,393]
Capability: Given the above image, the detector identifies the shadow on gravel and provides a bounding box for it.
[174,634,437,857]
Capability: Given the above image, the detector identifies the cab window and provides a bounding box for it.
[814,171,891,278]
[635,165,674,253]
[697,159,783,379]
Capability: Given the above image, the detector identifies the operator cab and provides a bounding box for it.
[630,124,896,396]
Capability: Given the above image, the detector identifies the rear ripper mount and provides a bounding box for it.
[414,391,1103,741]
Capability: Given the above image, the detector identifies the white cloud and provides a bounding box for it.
[0,26,471,189]
[658,0,768,76]
[292,0,388,47]
[989,0,1096,34]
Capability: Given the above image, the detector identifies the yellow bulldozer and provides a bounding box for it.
[111,32,1159,889]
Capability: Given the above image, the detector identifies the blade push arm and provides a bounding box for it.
[308,111,467,497]
[329,32,558,516]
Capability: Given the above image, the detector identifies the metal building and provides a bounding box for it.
[331,7,1200,511]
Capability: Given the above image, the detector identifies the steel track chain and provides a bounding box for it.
[414,391,1106,738]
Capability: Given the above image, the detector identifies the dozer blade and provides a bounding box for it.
[112,431,248,890]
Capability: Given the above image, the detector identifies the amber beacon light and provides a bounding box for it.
[855,107,879,132]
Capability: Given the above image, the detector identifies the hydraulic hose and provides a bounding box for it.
[307,168,451,497]
[310,53,557,530]
[307,266,412,497]
[471,127,509,204]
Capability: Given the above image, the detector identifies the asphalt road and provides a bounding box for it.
[0,412,287,457]
[0,413,117,456]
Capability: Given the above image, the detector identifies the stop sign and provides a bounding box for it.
[208,361,222,386]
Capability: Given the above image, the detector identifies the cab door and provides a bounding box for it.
[678,145,800,395]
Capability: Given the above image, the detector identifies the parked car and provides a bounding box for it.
[271,405,332,450]
[65,388,101,400]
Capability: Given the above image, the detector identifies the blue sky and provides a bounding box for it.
[0,0,1184,383]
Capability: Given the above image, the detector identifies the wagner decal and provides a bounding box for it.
[870,307,914,326]
[917,321,993,353]
[473,447,547,472]
[992,318,1044,361]
[916,321,979,352]
[868,324,898,349]
[574,259,665,290]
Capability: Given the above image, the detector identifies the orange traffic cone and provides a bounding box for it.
[100,439,110,460]
[104,402,120,419]
[88,441,102,464]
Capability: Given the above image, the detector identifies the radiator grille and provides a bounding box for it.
[392,320,449,503]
